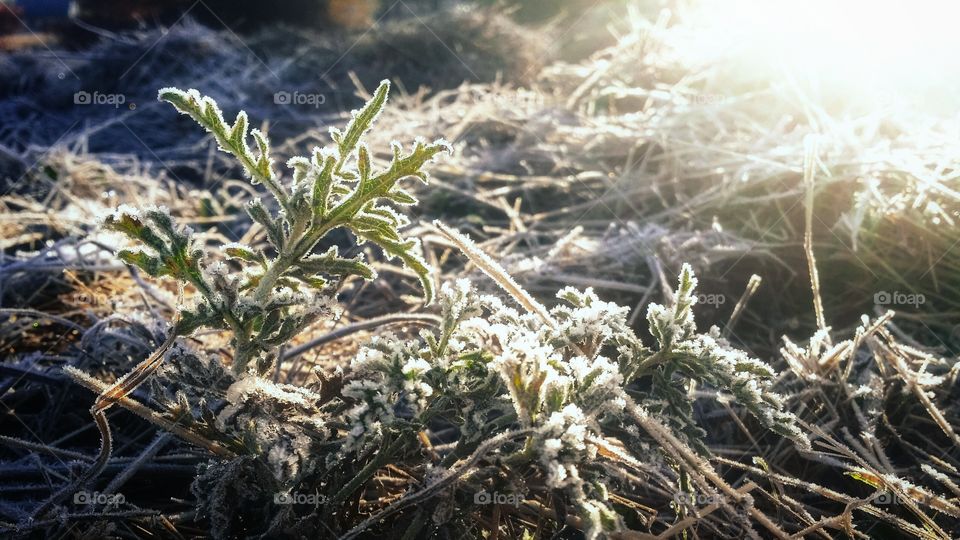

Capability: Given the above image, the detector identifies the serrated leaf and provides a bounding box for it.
[103,211,146,239]
[246,200,284,250]
[135,226,168,254]
[157,87,194,112]
[294,248,375,281]
[228,111,249,148]
[357,143,372,183]
[160,87,289,212]
[117,248,168,277]
[175,300,225,334]
[312,150,337,218]
[144,208,174,234]
[258,309,282,337]
[288,273,328,289]
[338,80,389,161]
[387,188,418,206]
[371,235,434,303]
[351,215,402,241]
[223,243,266,267]
[252,130,273,180]
[261,316,306,346]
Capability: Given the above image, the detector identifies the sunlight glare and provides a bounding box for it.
[676,0,960,111]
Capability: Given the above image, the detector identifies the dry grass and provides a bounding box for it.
[1,3,959,538]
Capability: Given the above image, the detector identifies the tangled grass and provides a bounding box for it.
[1,3,960,539]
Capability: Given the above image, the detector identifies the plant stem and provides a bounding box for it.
[252,219,339,304]
[328,434,409,507]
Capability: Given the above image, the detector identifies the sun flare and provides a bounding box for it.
[676,0,960,111]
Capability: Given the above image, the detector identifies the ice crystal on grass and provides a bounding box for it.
[632,263,811,454]
[282,259,801,538]
[85,85,812,540]
[115,252,809,538]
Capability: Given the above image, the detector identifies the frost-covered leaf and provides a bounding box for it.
[292,247,375,281]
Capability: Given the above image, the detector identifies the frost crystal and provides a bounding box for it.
[87,80,833,539]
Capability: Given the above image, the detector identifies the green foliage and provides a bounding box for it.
[99,85,808,540]
[642,264,810,454]
[190,264,806,539]
[103,81,450,373]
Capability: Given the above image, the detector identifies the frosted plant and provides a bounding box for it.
[104,80,449,373]
[271,240,805,539]
[65,84,809,539]
[639,264,809,454]
[65,81,449,507]
[218,376,329,479]
[349,225,808,539]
